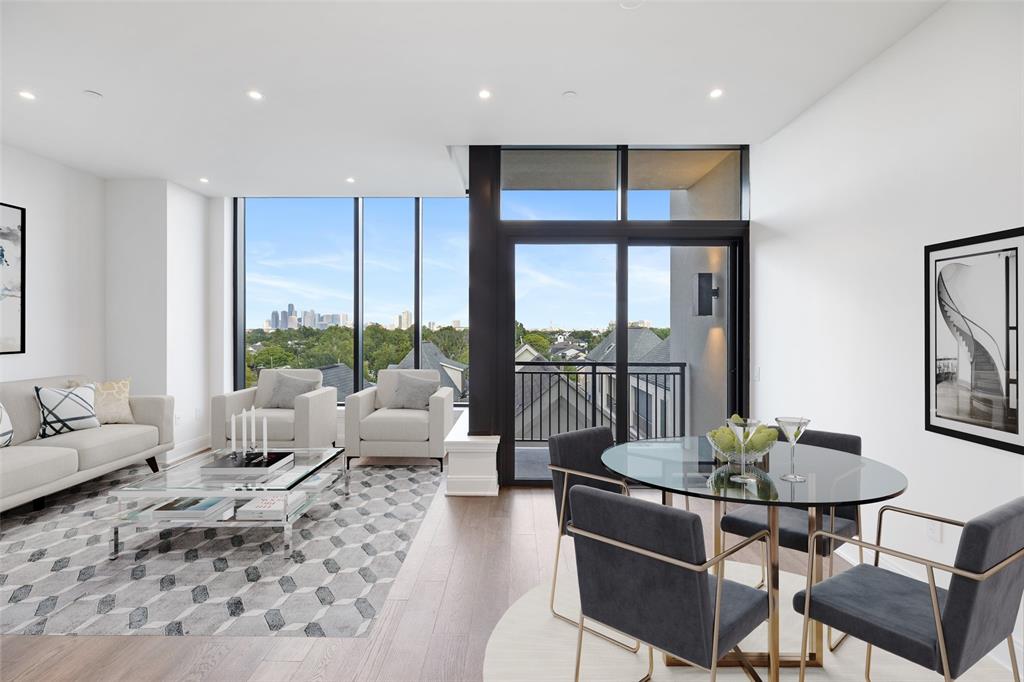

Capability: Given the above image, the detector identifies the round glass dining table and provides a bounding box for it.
[600,437,909,682]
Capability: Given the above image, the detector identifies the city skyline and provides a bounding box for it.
[245,195,677,331]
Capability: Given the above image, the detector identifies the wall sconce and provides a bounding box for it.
[693,273,719,316]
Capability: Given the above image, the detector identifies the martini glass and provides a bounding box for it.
[776,417,811,482]
[727,418,761,484]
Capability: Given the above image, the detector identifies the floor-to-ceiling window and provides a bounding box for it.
[237,196,470,402]
[362,198,415,385]
[242,198,355,398]
[422,198,470,399]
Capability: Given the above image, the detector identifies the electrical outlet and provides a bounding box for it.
[194,408,201,421]
[927,520,943,543]
[174,413,183,425]
[754,366,761,382]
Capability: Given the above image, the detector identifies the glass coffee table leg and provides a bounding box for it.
[109,525,120,561]
[284,524,293,558]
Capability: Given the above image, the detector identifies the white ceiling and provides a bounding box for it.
[1,1,940,198]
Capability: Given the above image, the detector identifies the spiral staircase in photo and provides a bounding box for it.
[937,265,1010,422]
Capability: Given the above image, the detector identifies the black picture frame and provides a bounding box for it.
[0,201,25,355]
[925,226,1024,454]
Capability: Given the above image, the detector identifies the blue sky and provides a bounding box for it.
[245,193,675,330]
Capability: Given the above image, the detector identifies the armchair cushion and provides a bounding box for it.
[793,563,946,672]
[267,373,322,409]
[360,408,429,442]
[375,369,440,409]
[254,369,322,408]
[383,373,439,410]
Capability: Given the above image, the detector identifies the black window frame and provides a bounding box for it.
[467,144,750,485]
[233,195,470,406]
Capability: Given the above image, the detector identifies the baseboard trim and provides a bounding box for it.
[835,545,1022,672]
[165,435,209,463]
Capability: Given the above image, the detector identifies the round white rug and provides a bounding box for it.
[484,561,1006,681]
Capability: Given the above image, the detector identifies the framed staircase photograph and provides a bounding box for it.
[926,226,1024,454]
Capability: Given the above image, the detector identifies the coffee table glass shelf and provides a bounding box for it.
[109,448,343,559]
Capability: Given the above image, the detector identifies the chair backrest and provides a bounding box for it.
[570,486,717,668]
[942,496,1024,678]
[548,426,617,534]
[773,427,861,520]
[375,369,440,409]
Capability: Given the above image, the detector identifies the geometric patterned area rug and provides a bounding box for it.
[0,462,439,637]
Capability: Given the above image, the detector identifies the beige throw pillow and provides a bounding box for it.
[69,378,135,424]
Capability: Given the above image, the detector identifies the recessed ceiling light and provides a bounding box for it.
[478,89,492,100]
[619,1,644,9]
[83,89,103,99]
[18,91,36,101]
[247,90,264,101]
[562,90,578,98]
[709,88,724,99]
[199,177,210,184]
[346,177,355,184]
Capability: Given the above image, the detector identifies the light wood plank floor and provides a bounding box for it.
[0,483,842,682]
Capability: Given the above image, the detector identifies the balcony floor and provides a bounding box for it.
[514,446,552,481]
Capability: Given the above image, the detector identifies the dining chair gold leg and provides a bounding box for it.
[552,479,640,653]
[827,507,850,652]
[733,646,763,682]
[638,645,654,682]
[755,539,767,590]
[574,615,585,682]
[798,539,815,682]
[1009,637,1021,682]
[864,643,872,682]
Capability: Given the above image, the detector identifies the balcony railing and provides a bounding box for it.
[513,360,686,443]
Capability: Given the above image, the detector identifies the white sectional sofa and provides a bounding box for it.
[344,369,454,469]
[0,375,175,513]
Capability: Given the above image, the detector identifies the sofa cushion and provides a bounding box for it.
[24,424,158,470]
[360,408,430,442]
[0,445,78,498]
[35,384,100,438]
[0,375,88,446]
[225,408,295,443]
[0,401,12,447]
[69,378,134,424]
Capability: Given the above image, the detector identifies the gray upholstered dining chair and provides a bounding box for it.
[720,428,862,650]
[548,426,639,653]
[568,486,769,681]
[795,497,1024,682]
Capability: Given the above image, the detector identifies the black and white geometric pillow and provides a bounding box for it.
[0,401,12,447]
[35,384,101,438]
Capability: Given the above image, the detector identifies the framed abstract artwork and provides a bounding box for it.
[926,226,1024,454]
[0,202,25,355]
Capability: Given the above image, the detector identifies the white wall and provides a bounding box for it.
[0,145,106,381]
[207,197,233,397]
[751,0,1023,664]
[104,179,167,394]
[106,179,213,457]
[166,182,210,451]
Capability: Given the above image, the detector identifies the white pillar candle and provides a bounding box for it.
[262,416,268,456]
[241,410,247,452]
[251,407,256,450]
[231,414,236,452]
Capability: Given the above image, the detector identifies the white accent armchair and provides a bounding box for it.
[344,369,454,469]
[211,369,338,450]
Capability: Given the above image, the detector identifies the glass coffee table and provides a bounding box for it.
[109,448,343,560]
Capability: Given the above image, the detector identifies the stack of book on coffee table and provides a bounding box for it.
[152,497,234,521]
